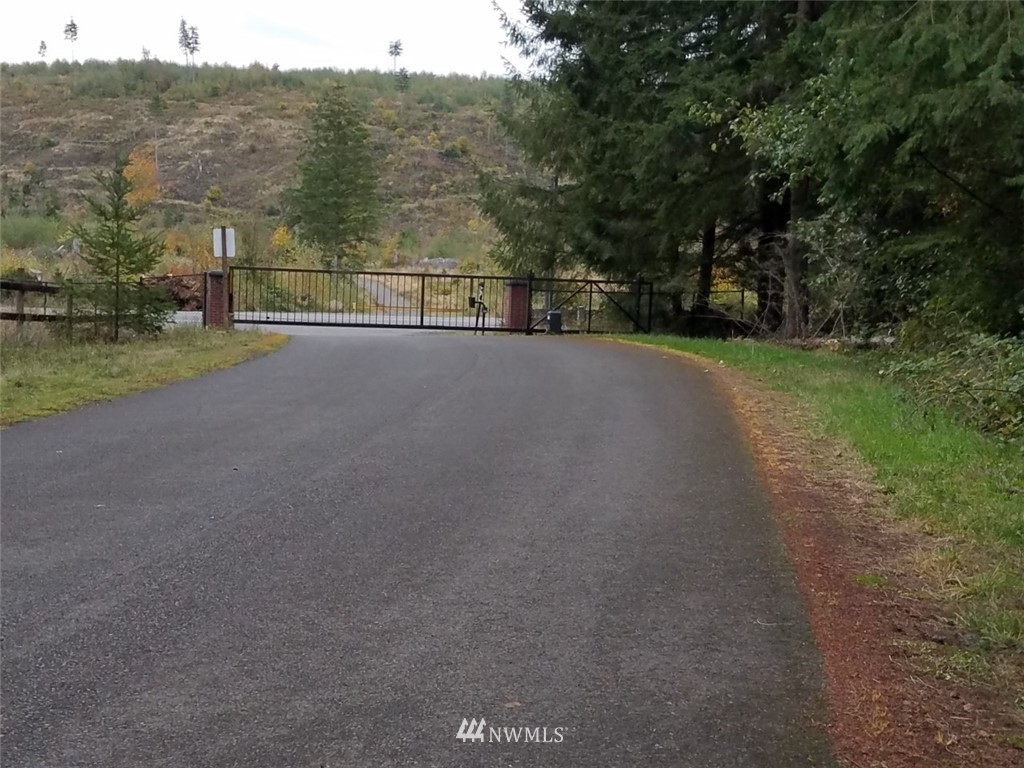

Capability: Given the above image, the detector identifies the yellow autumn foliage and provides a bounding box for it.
[380,232,401,264]
[270,225,293,251]
[125,144,159,205]
[163,230,214,273]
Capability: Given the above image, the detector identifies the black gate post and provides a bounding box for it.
[525,272,534,336]
[633,278,643,333]
[587,281,594,334]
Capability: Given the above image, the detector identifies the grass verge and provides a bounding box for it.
[1,326,288,426]
[625,336,1023,653]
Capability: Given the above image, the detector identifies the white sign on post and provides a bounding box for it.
[212,227,236,258]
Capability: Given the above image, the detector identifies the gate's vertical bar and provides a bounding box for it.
[633,279,642,333]
[525,272,534,335]
[419,274,426,327]
[587,281,594,333]
[371,274,377,325]
[406,274,412,325]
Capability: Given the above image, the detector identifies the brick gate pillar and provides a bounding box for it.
[503,278,530,332]
[203,270,232,328]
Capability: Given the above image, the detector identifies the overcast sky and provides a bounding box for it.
[1,0,531,76]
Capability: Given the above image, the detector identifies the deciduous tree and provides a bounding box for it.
[124,144,159,205]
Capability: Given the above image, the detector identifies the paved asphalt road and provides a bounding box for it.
[353,276,412,309]
[1,332,834,767]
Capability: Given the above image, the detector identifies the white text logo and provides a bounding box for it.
[456,717,565,744]
[456,718,487,742]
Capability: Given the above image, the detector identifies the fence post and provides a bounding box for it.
[633,279,643,333]
[15,288,25,328]
[525,272,534,336]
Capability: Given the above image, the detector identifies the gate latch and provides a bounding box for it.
[468,281,488,335]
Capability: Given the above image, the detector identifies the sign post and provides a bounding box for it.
[213,227,235,324]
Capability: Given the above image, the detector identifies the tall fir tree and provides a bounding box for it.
[63,17,78,62]
[178,19,191,67]
[285,84,380,266]
[70,160,172,341]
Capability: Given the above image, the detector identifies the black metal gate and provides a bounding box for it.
[229,267,653,334]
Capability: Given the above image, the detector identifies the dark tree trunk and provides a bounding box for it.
[781,0,822,338]
[783,177,810,338]
[695,220,716,312]
[757,181,789,332]
[658,232,685,327]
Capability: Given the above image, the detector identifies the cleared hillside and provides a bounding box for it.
[0,61,524,274]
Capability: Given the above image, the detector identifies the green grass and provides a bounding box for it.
[626,336,1024,652]
[0,215,66,249]
[1,326,288,425]
[852,573,889,588]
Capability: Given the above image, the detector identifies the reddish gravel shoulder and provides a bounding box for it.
[653,347,1023,768]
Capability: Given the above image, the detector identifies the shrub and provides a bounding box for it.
[882,334,1024,443]
[162,208,185,227]
[0,215,65,248]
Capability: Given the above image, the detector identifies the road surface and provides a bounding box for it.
[0,332,834,767]
[354,276,412,309]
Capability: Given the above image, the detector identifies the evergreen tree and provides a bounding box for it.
[487,1,778,326]
[388,40,403,72]
[188,26,201,65]
[285,84,380,267]
[178,19,191,67]
[38,41,47,60]
[70,160,172,341]
[489,1,1024,336]
[395,67,411,93]
[63,18,78,62]
[735,0,1024,334]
